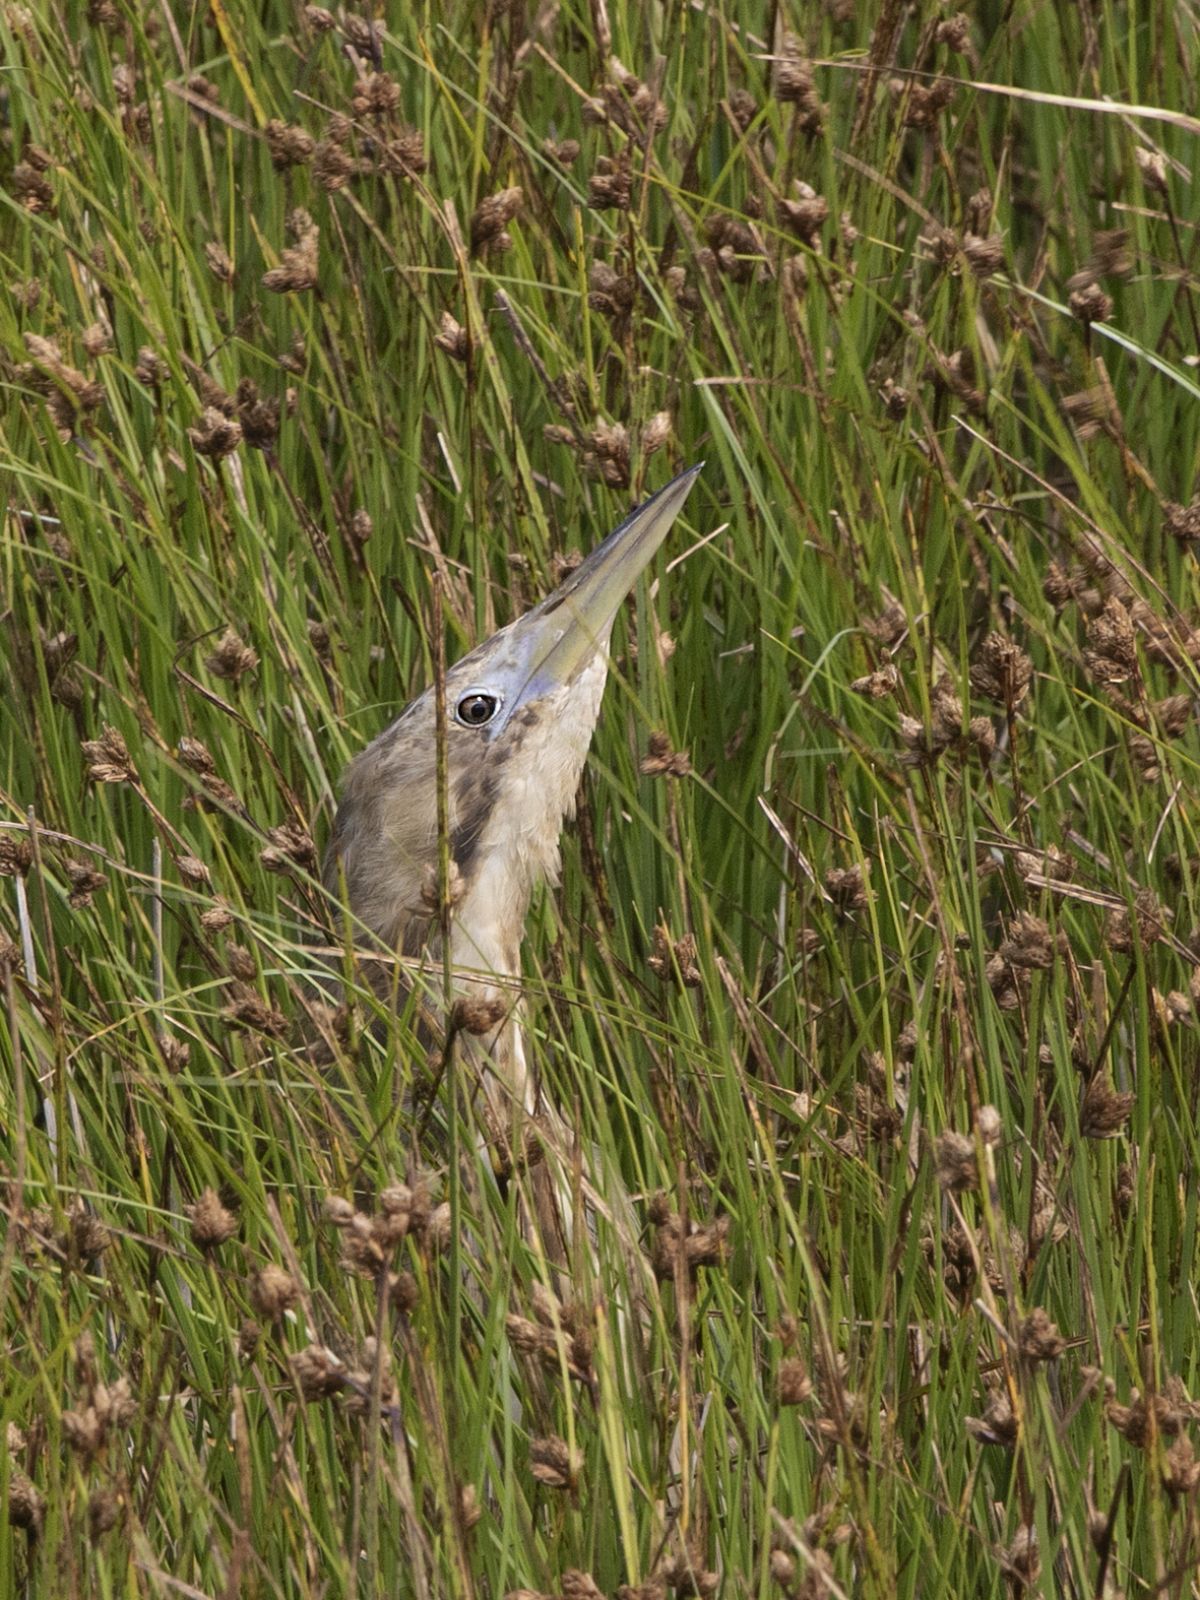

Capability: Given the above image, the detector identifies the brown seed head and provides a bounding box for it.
[562,1572,605,1600]
[969,716,996,760]
[824,863,870,911]
[727,88,757,132]
[544,137,580,166]
[235,378,280,450]
[642,410,672,456]
[1036,563,1075,611]
[312,138,355,190]
[529,1434,581,1491]
[778,1356,813,1405]
[61,1407,104,1459]
[19,333,104,435]
[927,225,960,267]
[1084,596,1137,683]
[82,725,134,785]
[157,1033,190,1073]
[265,119,315,169]
[650,1207,730,1279]
[0,835,33,877]
[7,1471,43,1531]
[1133,146,1168,194]
[62,1371,134,1463]
[1155,695,1193,738]
[450,992,508,1035]
[377,128,426,177]
[188,1187,237,1251]
[970,632,1032,706]
[641,731,692,778]
[177,736,215,775]
[1105,886,1168,952]
[80,320,111,358]
[851,661,899,698]
[205,626,258,682]
[11,161,55,213]
[457,1481,482,1530]
[985,950,1025,1011]
[174,853,210,885]
[1161,987,1192,1025]
[925,345,985,411]
[895,77,955,130]
[88,1488,121,1541]
[966,1384,1017,1445]
[250,1264,300,1323]
[1162,1433,1200,1495]
[223,987,288,1037]
[601,62,667,136]
[647,923,701,987]
[470,187,522,252]
[64,860,107,908]
[582,419,631,487]
[1005,1525,1040,1585]
[773,35,825,132]
[1072,229,1133,287]
[865,601,908,647]
[324,1194,357,1227]
[259,821,318,875]
[188,405,242,459]
[1018,1307,1065,1362]
[930,674,964,746]
[936,12,971,50]
[779,194,829,245]
[998,910,1059,971]
[768,1549,796,1587]
[587,150,632,211]
[662,1547,720,1598]
[204,240,235,284]
[340,12,382,61]
[388,1270,418,1313]
[11,277,42,312]
[435,312,470,361]
[292,1344,345,1401]
[262,210,319,293]
[979,1107,1004,1145]
[352,71,400,117]
[506,1314,555,1357]
[934,1130,978,1193]
[1068,283,1113,324]
[1080,1073,1134,1139]
[1163,499,1200,544]
[421,1200,447,1250]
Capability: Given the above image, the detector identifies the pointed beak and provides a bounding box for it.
[517,464,703,697]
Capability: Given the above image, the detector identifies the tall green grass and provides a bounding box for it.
[3,0,1200,1594]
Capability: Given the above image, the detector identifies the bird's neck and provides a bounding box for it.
[447,887,531,1113]
[446,653,609,984]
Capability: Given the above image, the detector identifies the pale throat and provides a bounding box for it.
[447,653,610,992]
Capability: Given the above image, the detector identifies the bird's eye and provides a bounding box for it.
[455,691,500,728]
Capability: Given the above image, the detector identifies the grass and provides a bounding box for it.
[3,0,1200,1595]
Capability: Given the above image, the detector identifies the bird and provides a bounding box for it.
[323,465,702,1147]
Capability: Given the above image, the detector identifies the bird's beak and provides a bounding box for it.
[518,464,703,696]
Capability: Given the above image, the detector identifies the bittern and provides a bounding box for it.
[325,465,702,1124]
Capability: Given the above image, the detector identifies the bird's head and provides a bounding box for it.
[327,465,702,969]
